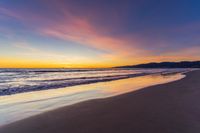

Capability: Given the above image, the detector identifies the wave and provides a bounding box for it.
[0,73,146,96]
[0,68,191,96]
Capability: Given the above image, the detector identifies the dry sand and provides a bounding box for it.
[0,70,200,133]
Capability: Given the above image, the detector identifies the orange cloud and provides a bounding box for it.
[1,4,199,68]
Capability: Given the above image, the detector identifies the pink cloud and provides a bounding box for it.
[1,3,199,67]
[41,14,146,57]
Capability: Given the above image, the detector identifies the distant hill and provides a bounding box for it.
[116,61,200,68]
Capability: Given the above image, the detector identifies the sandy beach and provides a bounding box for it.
[0,70,200,133]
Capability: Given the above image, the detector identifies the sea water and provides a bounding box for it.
[0,68,190,126]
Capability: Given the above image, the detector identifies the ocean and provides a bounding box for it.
[0,68,181,96]
[0,68,190,126]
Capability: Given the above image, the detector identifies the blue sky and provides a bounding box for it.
[0,0,200,68]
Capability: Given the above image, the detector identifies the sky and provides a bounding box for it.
[0,0,200,68]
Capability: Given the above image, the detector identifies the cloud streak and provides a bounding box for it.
[0,0,199,67]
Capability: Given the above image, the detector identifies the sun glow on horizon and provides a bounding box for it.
[0,0,199,68]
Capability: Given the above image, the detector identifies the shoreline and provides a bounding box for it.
[0,71,185,126]
[0,73,147,96]
[1,70,200,133]
[0,68,190,96]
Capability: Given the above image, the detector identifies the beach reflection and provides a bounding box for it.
[0,73,185,126]
[100,74,185,95]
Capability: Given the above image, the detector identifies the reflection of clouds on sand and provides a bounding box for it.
[99,74,185,95]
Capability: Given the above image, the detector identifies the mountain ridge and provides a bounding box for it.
[116,61,200,68]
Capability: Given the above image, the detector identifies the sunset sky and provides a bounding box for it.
[0,0,200,68]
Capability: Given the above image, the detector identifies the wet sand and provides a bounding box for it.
[0,70,200,133]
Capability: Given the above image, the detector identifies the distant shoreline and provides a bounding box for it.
[116,61,200,68]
